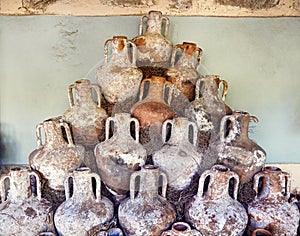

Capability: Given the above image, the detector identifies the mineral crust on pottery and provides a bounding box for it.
[118,165,176,236]
[62,79,107,148]
[0,167,53,236]
[97,36,143,104]
[247,166,300,235]
[94,113,146,197]
[153,117,202,191]
[161,222,202,236]
[216,111,266,184]
[165,42,203,101]
[185,165,248,236]
[29,117,84,191]
[54,167,114,236]
[132,10,173,68]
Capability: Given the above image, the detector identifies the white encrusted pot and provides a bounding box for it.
[97,36,142,104]
[153,117,202,191]
[247,166,300,235]
[0,167,53,236]
[54,167,114,236]
[94,113,147,196]
[185,165,248,236]
[118,165,176,236]
[132,10,173,68]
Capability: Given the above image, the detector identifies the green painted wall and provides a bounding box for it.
[0,16,299,164]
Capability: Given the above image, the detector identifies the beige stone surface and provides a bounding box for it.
[0,0,299,16]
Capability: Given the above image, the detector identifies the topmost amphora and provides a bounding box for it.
[63,79,107,148]
[132,10,173,68]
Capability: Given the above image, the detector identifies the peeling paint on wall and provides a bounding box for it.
[52,21,79,61]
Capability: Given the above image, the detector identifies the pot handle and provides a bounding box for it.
[139,15,149,35]
[138,78,153,101]
[162,17,170,37]
[252,172,267,200]
[195,47,203,70]
[162,119,173,143]
[164,81,174,105]
[160,172,168,198]
[105,117,114,140]
[282,171,291,199]
[189,121,198,147]
[197,170,211,198]
[0,174,10,202]
[64,174,73,200]
[128,41,138,67]
[220,115,236,143]
[130,117,140,143]
[67,83,76,108]
[228,171,239,200]
[251,229,272,236]
[36,123,45,148]
[30,171,42,200]
[170,44,182,67]
[129,171,140,200]
[219,79,228,101]
[194,78,202,100]
[89,173,102,202]
[90,84,102,108]
[60,121,75,147]
[104,38,114,64]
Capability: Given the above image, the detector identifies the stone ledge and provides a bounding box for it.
[0,0,299,16]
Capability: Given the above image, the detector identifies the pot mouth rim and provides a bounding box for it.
[143,164,158,170]
[212,164,229,172]
[264,166,282,172]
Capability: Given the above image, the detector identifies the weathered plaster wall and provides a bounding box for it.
[0,0,299,16]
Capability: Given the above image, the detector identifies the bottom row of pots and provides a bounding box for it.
[0,164,299,236]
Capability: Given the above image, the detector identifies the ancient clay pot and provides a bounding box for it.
[94,113,146,197]
[97,36,143,104]
[63,79,107,148]
[29,117,85,191]
[153,117,202,191]
[0,167,53,236]
[186,75,231,135]
[54,167,114,236]
[118,165,176,236]
[161,222,202,236]
[165,42,203,101]
[132,10,173,68]
[247,166,300,235]
[185,165,248,236]
[216,111,266,184]
[131,76,176,154]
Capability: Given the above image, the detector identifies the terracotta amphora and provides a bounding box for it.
[165,42,203,101]
[132,10,173,68]
[97,36,143,104]
[29,117,85,191]
[216,111,266,184]
[131,76,176,154]
[247,166,300,235]
[94,113,146,197]
[0,167,53,236]
[54,167,114,236]
[185,165,248,236]
[153,117,202,191]
[118,165,176,236]
[63,79,107,148]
